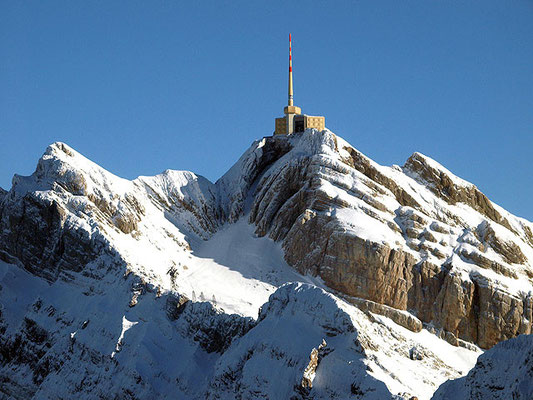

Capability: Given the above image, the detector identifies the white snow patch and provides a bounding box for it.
[111,316,138,358]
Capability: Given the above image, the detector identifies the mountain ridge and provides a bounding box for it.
[0,128,532,399]
[3,131,533,344]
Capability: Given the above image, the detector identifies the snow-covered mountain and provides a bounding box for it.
[0,129,532,399]
[432,334,533,399]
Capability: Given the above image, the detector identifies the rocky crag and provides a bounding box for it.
[227,130,533,349]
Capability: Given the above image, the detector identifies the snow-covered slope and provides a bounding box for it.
[432,334,533,399]
[1,141,307,316]
[0,256,479,399]
[0,129,532,399]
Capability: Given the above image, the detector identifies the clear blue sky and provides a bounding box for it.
[2,1,533,220]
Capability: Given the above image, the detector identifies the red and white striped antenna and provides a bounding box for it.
[288,33,294,106]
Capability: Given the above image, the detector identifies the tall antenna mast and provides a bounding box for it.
[288,33,294,106]
[274,33,325,135]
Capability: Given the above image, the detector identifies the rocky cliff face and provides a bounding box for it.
[0,130,531,398]
[226,130,533,349]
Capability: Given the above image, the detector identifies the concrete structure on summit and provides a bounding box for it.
[274,34,325,135]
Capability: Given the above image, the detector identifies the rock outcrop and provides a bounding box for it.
[0,187,103,282]
[301,339,328,389]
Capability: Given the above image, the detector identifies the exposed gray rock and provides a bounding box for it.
[0,191,103,282]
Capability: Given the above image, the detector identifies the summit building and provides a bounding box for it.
[274,34,325,135]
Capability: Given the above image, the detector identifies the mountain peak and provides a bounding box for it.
[404,151,474,189]
[46,141,77,157]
